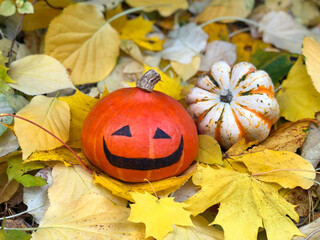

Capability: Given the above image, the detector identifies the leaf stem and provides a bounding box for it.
[199,16,260,28]
[43,0,63,10]
[106,6,146,24]
[0,113,93,174]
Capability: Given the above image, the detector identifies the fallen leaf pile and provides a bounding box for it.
[1,0,320,240]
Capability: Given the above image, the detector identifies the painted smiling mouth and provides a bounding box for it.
[102,136,184,170]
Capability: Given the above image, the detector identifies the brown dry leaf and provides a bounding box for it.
[45,3,120,85]
[31,194,145,240]
[280,188,310,217]
[0,159,19,204]
[250,119,313,153]
[195,0,255,23]
[93,163,197,202]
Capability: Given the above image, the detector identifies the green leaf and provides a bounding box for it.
[6,154,47,187]
[251,50,298,85]
[17,2,33,14]
[0,0,16,17]
[0,93,14,136]
[0,229,31,240]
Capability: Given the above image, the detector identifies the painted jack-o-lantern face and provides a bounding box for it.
[81,70,199,182]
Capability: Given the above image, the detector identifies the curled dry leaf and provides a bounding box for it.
[199,40,237,72]
[93,163,197,202]
[250,119,312,153]
[301,123,320,168]
[14,95,70,159]
[195,0,255,23]
[0,129,19,157]
[196,135,223,165]
[8,54,75,96]
[45,3,120,85]
[23,168,53,223]
[302,37,320,94]
[125,0,188,17]
[161,23,208,64]
[31,194,145,240]
[259,11,320,54]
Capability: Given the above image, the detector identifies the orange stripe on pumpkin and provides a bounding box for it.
[240,105,273,129]
[248,85,274,98]
[232,109,246,141]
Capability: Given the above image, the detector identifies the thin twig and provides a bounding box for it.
[6,0,40,67]
[43,0,63,10]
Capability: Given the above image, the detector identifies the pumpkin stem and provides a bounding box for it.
[137,70,161,92]
[220,89,233,103]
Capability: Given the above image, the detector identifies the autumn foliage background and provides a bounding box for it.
[0,0,320,239]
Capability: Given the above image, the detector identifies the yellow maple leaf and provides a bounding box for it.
[195,0,255,23]
[197,135,223,165]
[93,163,196,202]
[302,37,320,93]
[14,96,70,159]
[45,3,120,85]
[127,65,183,100]
[125,0,188,17]
[128,191,193,240]
[185,165,303,240]
[230,149,315,189]
[32,193,145,240]
[59,90,98,148]
[22,0,73,31]
[119,15,164,51]
[277,56,320,121]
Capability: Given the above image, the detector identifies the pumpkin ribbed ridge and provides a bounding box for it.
[186,61,280,149]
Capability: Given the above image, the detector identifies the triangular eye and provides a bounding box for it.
[153,128,171,139]
[112,125,132,137]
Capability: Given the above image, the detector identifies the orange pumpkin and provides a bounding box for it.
[81,70,199,182]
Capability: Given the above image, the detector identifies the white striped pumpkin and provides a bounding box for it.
[186,61,280,149]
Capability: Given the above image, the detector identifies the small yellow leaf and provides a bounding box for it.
[232,149,315,189]
[119,15,164,51]
[125,0,188,17]
[8,54,74,96]
[171,55,201,82]
[277,56,320,121]
[185,165,303,240]
[203,23,229,42]
[45,3,120,85]
[225,138,258,156]
[22,0,73,31]
[59,90,98,148]
[93,163,196,202]
[105,4,126,31]
[195,0,254,23]
[197,135,223,165]
[14,96,70,159]
[32,194,145,240]
[48,164,127,206]
[302,37,320,93]
[128,191,193,240]
[127,65,183,100]
[163,216,224,240]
